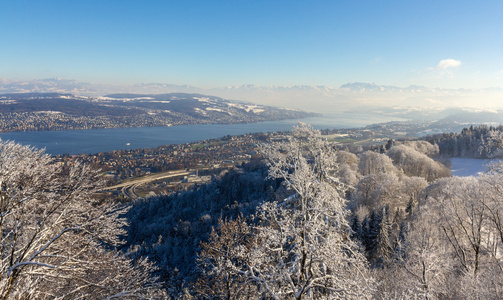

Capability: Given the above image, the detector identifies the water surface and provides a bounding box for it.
[0,113,406,155]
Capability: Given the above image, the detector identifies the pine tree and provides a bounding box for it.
[395,220,409,260]
[350,213,362,241]
[405,197,415,216]
[376,206,393,264]
[365,209,381,262]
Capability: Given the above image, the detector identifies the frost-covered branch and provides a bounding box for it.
[0,140,164,299]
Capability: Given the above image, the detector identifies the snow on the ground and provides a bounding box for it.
[194,97,215,104]
[97,96,155,101]
[244,105,265,113]
[205,107,225,112]
[0,100,17,104]
[36,111,63,114]
[226,103,265,113]
[450,158,499,177]
[194,107,207,115]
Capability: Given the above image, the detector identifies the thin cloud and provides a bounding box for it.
[369,57,382,65]
[436,59,462,70]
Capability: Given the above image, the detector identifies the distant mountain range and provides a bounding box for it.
[2,78,502,113]
[2,78,503,127]
[0,78,200,97]
[0,78,474,96]
[0,92,318,132]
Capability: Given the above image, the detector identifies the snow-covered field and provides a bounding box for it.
[450,158,499,177]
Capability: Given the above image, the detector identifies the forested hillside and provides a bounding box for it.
[4,123,503,299]
[124,160,280,289]
[123,123,503,299]
[430,124,503,158]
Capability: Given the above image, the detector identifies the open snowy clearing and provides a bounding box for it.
[450,158,500,177]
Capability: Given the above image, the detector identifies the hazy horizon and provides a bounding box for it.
[2,1,503,114]
[2,78,503,115]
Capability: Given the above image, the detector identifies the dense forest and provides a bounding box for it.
[125,123,503,299]
[2,123,503,299]
[124,160,278,288]
[430,124,503,158]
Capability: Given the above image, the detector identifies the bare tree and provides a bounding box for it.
[197,124,374,299]
[395,208,452,299]
[417,175,503,299]
[425,177,486,275]
[251,123,374,299]
[400,141,439,158]
[335,151,360,186]
[351,172,409,212]
[196,217,259,299]
[0,141,163,299]
[358,151,398,177]
[386,145,450,182]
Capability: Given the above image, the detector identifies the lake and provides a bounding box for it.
[0,113,407,155]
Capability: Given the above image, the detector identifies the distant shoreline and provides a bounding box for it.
[0,117,327,155]
[0,92,319,133]
[0,112,320,134]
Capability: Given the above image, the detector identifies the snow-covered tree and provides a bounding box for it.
[424,177,487,275]
[413,175,503,298]
[358,151,398,177]
[400,141,439,158]
[335,151,360,187]
[351,172,405,211]
[401,176,428,207]
[0,141,163,299]
[251,123,374,299]
[196,217,259,299]
[197,123,374,299]
[395,206,452,299]
[386,145,450,182]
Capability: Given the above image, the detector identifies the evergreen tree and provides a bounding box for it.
[376,206,393,264]
[361,215,370,251]
[365,209,381,262]
[395,220,409,260]
[350,213,362,240]
[405,197,415,216]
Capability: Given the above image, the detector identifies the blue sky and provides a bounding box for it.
[2,0,503,89]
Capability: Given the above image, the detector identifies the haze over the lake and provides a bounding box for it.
[2,1,503,113]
